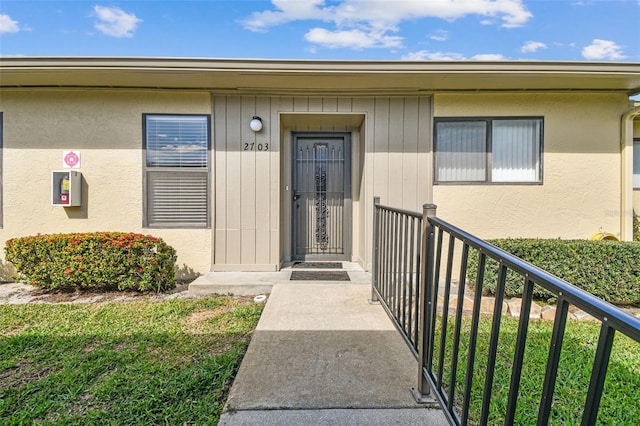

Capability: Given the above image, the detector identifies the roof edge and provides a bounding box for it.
[2,56,640,74]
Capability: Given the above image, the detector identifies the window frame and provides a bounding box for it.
[434,116,544,185]
[142,113,211,229]
[0,112,3,228]
[634,138,640,190]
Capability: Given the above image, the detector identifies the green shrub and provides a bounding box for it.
[5,232,177,292]
[467,239,640,306]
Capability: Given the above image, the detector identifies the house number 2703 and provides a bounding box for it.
[243,143,269,151]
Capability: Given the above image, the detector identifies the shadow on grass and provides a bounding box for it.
[0,299,262,425]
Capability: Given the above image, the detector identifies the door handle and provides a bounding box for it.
[293,193,300,201]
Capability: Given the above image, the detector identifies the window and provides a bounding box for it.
[435,117,543,183]
[0,112,2,227]
[634,139,640,189]
[143,114,210,227]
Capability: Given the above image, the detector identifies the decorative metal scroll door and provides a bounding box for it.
[292,133,351,261]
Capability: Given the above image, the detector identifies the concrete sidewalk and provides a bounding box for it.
[218,282,447,425]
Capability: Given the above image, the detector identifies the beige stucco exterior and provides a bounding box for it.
[0,89,433,275]
[433,92,629,240]
[0,89,213,277]
[0,58,639,276]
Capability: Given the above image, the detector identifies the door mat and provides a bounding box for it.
[292,262,343,269]
[290,271,350,281]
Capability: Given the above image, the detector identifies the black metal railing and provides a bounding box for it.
[371,196,423,355]
[371,198,640,425]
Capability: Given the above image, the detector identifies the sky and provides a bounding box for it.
[0,0,639,62]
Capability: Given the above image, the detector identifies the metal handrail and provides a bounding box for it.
[429,216,640,340]
[371,197,423,356]
[371,197,640,425]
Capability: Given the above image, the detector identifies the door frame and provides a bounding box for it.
[291,131,352,261]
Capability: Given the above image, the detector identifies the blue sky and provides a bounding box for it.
[1,0,639,61]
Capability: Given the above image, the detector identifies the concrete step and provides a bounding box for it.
[219,408,448,425]
[189,271,288,296]
[188,264,372,296]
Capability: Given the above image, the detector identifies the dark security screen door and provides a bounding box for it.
[292,133,351,261]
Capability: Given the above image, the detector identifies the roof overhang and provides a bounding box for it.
[1,57,640,96]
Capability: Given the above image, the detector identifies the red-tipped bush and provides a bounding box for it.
[5,232,177,292]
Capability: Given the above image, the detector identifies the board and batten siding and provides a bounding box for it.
[212,94,432,271]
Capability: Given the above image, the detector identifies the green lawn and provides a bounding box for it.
[0,297,263,425]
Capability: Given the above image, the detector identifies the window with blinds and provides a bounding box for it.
[634,140,640,189]
[0,112,3,228]
[435,117,543,184]
[143,114,210,227]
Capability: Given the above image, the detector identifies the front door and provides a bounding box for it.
[292,133,351,261]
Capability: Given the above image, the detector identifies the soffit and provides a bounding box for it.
[1,57,640,94]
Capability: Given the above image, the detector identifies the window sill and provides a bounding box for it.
[434,181,543,186]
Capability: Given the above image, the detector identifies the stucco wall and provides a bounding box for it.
[433,92,628,240]
[1,88,631,276]
[0,89,212,277]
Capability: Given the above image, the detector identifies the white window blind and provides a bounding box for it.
[144,115,209,227]
[147,172,208,226]
[634,140,640,189]
[492,119,541,182]
[435,118,542,183]
[0,113,3,228]
[435,121,486,182]
[146,115,208,167]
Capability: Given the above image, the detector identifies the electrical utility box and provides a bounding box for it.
[51,170,82,207]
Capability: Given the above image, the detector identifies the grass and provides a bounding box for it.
[432,313,640,425]
[0,296,263,425]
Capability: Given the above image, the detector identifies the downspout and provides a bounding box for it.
[620,104,640,241]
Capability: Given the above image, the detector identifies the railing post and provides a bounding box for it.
[413,202,437,402]
[370,196,381,303]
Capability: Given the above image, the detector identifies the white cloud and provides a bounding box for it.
[471,53,506,60]
[581,39,625,60]
[243,0,532,50]
[245,0,532,30]
[0,14,20,34]
[403,50,465,60]
[93,5,142,38]
[305,27,403,49]
[402,50,506,61]
[521,41,547,53]
[430,30,449,42]
[242,0,330,32]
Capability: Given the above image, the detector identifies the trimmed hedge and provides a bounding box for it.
[467,239,640,306]
[5,232,177,292]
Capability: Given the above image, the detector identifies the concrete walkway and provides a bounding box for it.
[217,271,447,425]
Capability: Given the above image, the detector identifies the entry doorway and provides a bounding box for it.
[292,132,352,261]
